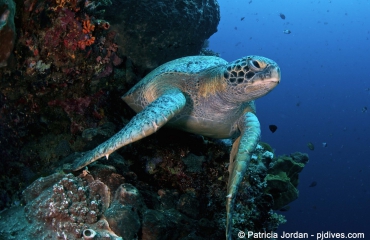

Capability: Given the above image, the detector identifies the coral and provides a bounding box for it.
[94,31,123,78]
[23,173,119,239]
[228,145,309,236]
[82,19,95,34]
[0,127,309,239]
[264,152,309,210]
[264,173,298,210]
[78,19,96,50]
[268,152,308,187]
[43,8,96,55]
[259,141,274,153]
[53,0,79,11]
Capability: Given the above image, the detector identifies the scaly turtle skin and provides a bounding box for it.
[72,55,281,239]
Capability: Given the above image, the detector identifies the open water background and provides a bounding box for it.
[209,0,370,237]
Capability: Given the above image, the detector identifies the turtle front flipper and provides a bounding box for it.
[72,89,186,171]
[226,112,261,239]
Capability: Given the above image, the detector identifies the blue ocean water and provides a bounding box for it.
[210,0,370,237]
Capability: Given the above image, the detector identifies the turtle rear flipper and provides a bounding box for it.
[72,89,186,171]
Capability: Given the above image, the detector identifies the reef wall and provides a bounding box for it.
[0,0,220,210]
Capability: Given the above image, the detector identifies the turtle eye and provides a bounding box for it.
[252,60,260,69]
[249,59,267,70]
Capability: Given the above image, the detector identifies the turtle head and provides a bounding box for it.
[223,55,281,102]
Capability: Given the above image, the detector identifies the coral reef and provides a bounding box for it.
[0,0,307,238]
[0,125,309,239]
[0,0,219,209]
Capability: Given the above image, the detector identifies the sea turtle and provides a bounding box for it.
[71,55,281,239]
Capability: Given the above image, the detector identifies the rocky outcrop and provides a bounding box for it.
[105,0,220,70]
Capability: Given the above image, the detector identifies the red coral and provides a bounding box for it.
[44,9,95,53]
[82,19,95,34]
[59,8,75,30]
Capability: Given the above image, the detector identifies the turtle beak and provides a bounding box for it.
[268,62,281,85]
[246,63,280,99]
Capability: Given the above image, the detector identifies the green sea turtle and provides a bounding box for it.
[72,55,281,239]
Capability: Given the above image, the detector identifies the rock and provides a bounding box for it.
[141,208,195,240]
[104,202,141,238]
[105,184,144,238]
[141,209,168,240]
[104,0,220,70]
[182,153,205,173]
[177,192,200,219]
[113,183,145,209]
[22,172,65,203]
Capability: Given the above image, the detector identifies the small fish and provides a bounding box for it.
[279,205,290,211]
[309,181,317,187]
[241,17,245,21]
[248,0,252,4]
[283,29,291,34]
[322,142,327,147]
[279,13,286,20]
[269,125,278,133]
[362,106,367,113]
[307,142,314,150]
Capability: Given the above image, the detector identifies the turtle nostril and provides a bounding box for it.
[252,61,260,68]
